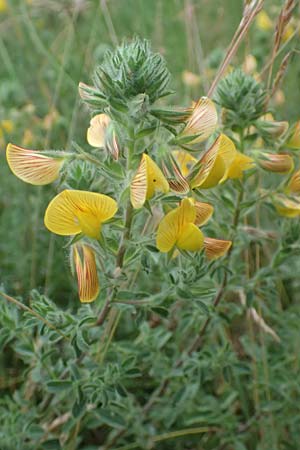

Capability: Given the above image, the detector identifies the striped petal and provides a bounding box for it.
[179,97,218,144]
[44,190,117,239]
[176,223,204,251]
[130,154,169,209]
[190,134,236,189]
[273,194,300,218]
[286,121,300,150]
[258,153,294,174]
[194,202,214,226]
[204,237,232,260]
[73,243,100,303]
[172,150,197,177]
[286,170,300,194]
[87,114,110,148]
[6,143,65,185]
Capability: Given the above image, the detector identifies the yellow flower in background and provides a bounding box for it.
[44,190,117,239]
[73,243,100,303]
[0,0,7,13]
[130,153,169,209]
[243,54,257,75]
[6,143,66,185]
[156,198,204,253]
[273,194,300,218]
[190,134,237,189]
[286,170,300,195]
[256,10,273,32]
[177,97,218,145]
[87,113,110,148]
[0,119,14,135]
[182,70,201,87]
[172,150,197,177]
[258,153,294,174]
[286,121,300,150]
[204,237,232,260]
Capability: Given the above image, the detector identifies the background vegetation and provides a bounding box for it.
[0,1,300,449]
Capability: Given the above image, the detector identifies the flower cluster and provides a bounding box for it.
[5,40,298,304]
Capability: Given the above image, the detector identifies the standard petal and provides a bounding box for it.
[286,121,300,149]
[73,244,100,303]
[189,135,221,188]
[44,190,117,238]
[87,114,110,147]
[204,237,232,260]
[6,143,64,185]
[145,154,169,199]
[130,154,148,209]
[194,202,214,226]
[176,223,204,251]
[180,97,218,144]
[156,208,181,253]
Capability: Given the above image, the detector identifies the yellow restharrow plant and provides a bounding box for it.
[44,189,118,239]
[72,243,100,303]
[130,153,169,209]
[273,194,300,218]
[156,197,231,258]
[87,113,110,148]
[286,121,300,150]
[6,143,67,185]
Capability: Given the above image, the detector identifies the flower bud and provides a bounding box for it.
[258,152,294,174]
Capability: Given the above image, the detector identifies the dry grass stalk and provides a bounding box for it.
[207,0,264,97]
[267,0,296,88]
[271,51,292,98]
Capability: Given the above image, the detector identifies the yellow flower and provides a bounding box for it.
[190,134,237,189]
[73,243,100,303]
[0,0,7,13]
[6,143,66,185]
[156,198,205,253]
[243,54,257,75]
[87,114,110,148]
[0,119,14,135]
[177,97,218,145]
[286,121,300,149]
[258,153,294,174]
[204,237,232,260]
[182,70,201,87]
[130,153,169,209]
[256,10,273,32]
[273,194,300,218]
[227,152,255,179]
[44,190,117,239]
[172,150,197,177]
[286,170,300,195]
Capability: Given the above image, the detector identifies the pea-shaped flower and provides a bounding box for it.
[72,243,100,303]
[44,189,118,239]
[130,153,169,209]
[156,198,205,253]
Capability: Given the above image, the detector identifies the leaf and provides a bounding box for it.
[46,380,73,393]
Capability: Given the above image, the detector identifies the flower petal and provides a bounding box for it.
[227,152,255,179]
[172,150,197,177]
[145,154,169,199]
[258,153,294,174]
[286,170,300,194]
[194,202,214,226]
[176,223,204,251]
[286,121,300,149]
[73,244,100,303]
[204,237,232,260]
[273,194,300,218]
[6,143,64,185]
[130,154,169,208]
[180,97,218,144]
[87,114,110,147]
[44,190,117,238]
